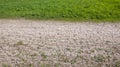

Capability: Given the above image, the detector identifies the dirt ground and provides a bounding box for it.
[0,19,120,67]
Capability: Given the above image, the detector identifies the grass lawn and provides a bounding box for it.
[0,0,120,22]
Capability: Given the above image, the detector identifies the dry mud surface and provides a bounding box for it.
[0,19,120,67]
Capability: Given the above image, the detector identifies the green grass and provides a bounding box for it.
[0,0,120,22]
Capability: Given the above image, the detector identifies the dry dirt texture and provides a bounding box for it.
[0,19,120,67]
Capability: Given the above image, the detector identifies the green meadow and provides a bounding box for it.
[0,0,120,21]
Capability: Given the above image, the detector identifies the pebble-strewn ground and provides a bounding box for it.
[0,19,120,67]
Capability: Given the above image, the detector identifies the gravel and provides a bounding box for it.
[0,19,120,67]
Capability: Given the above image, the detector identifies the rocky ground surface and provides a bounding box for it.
[0,19,120,67]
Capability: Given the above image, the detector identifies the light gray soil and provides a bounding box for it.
[0,19,120,67]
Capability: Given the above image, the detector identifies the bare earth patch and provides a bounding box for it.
[0,19,120,67]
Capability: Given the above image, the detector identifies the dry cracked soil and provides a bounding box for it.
[0,19,120,67]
